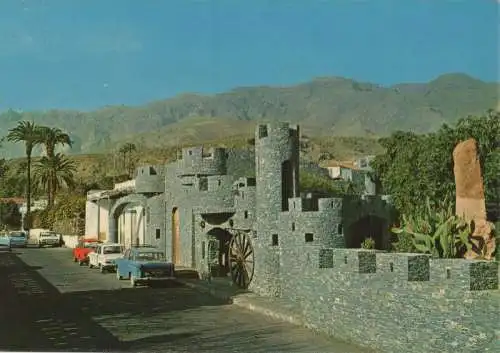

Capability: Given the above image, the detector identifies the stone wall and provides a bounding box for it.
[273,246,499,353]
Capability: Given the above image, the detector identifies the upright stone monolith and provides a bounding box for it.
[453,138,496,259]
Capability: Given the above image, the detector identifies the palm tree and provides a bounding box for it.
[33,153,76,204]
[36,127,72,207]
[6,121,41,227]
[119,142,137,177]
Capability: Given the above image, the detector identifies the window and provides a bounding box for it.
[305,233,314,243]
[199,177,208,191]
[337,224,343,234]
[258,125,268,138]
[201,241,206,259]
[188,150,192,155]
[244,211,248,219]
[272,234,279,246]
[291,222,295,231]
[218,179,221,186]
[146,208,150,222]
[155,228,161,239]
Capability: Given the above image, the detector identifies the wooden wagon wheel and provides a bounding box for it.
[228,231,254,289]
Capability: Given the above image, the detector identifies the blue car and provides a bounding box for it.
[115,246,176,287]
[0,234,11,252]
[8,231,28,248]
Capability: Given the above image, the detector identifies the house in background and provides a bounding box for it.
[322,156,377,195]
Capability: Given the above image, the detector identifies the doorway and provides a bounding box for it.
[172,207,181,264]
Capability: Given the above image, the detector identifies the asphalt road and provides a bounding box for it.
[0,247,373,353]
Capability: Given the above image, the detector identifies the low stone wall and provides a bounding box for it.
[253,247,500,353]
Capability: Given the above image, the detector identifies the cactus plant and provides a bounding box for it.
[391,197,472,258]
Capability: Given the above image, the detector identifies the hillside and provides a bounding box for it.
[0,73,497,158]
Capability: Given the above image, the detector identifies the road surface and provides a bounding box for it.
[0,247,373,352]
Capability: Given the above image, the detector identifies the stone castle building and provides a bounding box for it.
[85,122,498,353]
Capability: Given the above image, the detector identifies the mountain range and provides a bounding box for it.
[0,72,497,158]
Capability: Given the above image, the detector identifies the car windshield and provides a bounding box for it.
[135,252,165,261]
[103,246,122,254]
[9,232,25,238]
[84,242,98,248]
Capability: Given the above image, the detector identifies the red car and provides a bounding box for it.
[73,238,101,266]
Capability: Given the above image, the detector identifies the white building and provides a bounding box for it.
[85,180,145,246]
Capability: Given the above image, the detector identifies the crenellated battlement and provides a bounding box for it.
[287,196,343,213]
[287,247,500,291]
[176,146,227,177]
[134,165,164,194]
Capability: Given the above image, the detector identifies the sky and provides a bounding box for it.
[0,0,498,111]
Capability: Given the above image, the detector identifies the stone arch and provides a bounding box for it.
[343,197,396,250]
[108,194,148,244]
[345,215,389,250]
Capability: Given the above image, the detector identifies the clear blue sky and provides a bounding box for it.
[0,0,497,111]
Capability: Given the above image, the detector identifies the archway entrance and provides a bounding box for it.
[171,207,180,265]
[345,215,388,250]
[206,228,233,277]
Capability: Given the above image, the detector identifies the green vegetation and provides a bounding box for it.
[372,110,500,257]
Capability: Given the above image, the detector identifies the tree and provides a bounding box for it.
[36,126,72,207]
[33,153,76,205]
[6,121,41,227]
[0,201,22,229]
[371,110,500,217]
[119,142,137,177]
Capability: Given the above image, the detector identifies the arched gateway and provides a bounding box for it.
[107,194,148,243]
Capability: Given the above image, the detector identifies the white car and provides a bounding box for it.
[38,232,61,248]
[88,243,124,273]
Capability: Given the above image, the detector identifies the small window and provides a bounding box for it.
[199,177,208,191]
[146,208,150,222]
[389,262,394,272]
[291,222,295,231]
[188,150,192,156]
[337,224,343,234]
[272,234,279,246]
[446,268,451,279]
[244,211,248,219]
[258,125,268,138]
[218,179,221,186]
[241,191,244,199]
[155,229,161,239]
[305,233,314,242]
[201,241,206,259]
[149,166,157,175]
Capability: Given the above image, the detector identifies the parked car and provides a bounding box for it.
[0,234,11,252]
[8,231,28,248]
[38,231,61,248]
[73,238,101,265]
[88,243,124,273]
[115,246,175,287]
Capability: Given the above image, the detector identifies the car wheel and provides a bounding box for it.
[99,264,105,274]
[116,271,123,280]
[88,261,93,268]
[38,243,42,248]
[78,260,84,266]
[73,257,77,263]
[130,275,136,287]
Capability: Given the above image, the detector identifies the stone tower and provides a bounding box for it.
[251,122,300,295]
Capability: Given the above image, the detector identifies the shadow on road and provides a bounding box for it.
[0,253,231,352]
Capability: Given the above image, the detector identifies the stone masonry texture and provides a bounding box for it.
[90,122,499,353]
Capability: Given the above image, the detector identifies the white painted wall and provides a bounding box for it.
[117,204,145,247]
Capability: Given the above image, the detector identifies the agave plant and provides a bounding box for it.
[392,197,472,258]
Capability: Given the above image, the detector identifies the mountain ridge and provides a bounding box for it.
[0,72,497,158]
